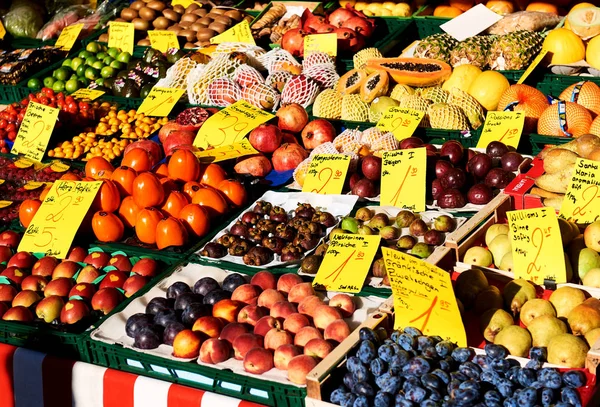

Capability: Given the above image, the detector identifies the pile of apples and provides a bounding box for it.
[0,229,161,326]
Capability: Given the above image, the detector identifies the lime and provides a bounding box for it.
[109,60,123,70]
[107,47,119,59]
[95,78,105,87]
[117,52,131,63]
[27,78,42,90]
[85,56,98,66]
[43,77,55,87]
[61,59,72,68]
[86,42,101,53]
[96,52,107,61]
[78,78,90,87]
[65,79,79,93]
[70,74,78,81]
[78,50,92,60]
[71,57,84,71]
[103,56,114,66]
[52,81,65,93]
[100,66,115,79]
[54,67,71,82]
[92,61,104,70]
[84,67,99,80]
[76,64,86,78]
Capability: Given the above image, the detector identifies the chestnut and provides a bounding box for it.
[269,206,288,223]
[262,236,286,254]
[243,246,274,266]
[295,203,316,219]
[228,240,253,256]
[312,211,336,228]
[254,200,273,215]
[200,243,227,258]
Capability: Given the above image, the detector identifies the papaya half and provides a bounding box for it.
[366,57,452,87]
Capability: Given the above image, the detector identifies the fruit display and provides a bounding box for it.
[350,1,413,17]
[2,48,64,87]
[0,156,83,194]
[91,264,385,385]
[199,191,358,267]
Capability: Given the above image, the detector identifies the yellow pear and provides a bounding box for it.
[489,234,512,268]
[485,224,509,247]
[585,327,600,347]
[549,286,586,318]
[567,298,600,336]
[463,247,493,267]
[583,267,600,287]
[503,279,536,315]
[520,298,556,327]
[455,268,489,309]
[481,308,514,343]
[527,315,568,347]
[548,333,589,368]
[494,326,532,357]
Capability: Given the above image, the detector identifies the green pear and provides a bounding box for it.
[499,252,514,272]
[548,333,589,368]
[583,268,600,288]
[455,268,489,309]
[463,247,493,267]
[485,224,509,247]
[503,279,536,315]
[489,234,512,268]
[527,315,567,347]
[481,308,514,342]
[558,218,575,246]
[474,285,503,315]
[576,248,600,281]
[494,325,532,357]
[585,327,600,348]
[520,298,556,326]
[568,236,587,270]
[549,286,586,318]
[567,298,600,336]
[584,220,600,252]
[564,252,573,283]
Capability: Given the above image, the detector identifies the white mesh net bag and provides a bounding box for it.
[333,129,360,152]
[303,52,335,70]
[281,75,320,108]
[372,132,400,152]
[265,71,292,92]
[293,158,311,187]
[343,151,360,172]
[188,53,247,105]
[156,57,198,93]
[234,64,265,88]
[303,63,339,90]
[208,78,242,107]
[309,142,339,157]
[241,83,281,112]
[214,43,266,70]
[258,48,302,75]
[360,127,385,148]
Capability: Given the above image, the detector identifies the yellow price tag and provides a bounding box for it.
[382,247,467,345]
[0,21,6,40]
[476,111,524,149]
[517,49,549,85]
[508,207,567,284]
[23,181,53,191]
[302,154,350,194]
[210,21,255,45]
[18,181,102,259]
[0,201,12,209]
[14,157,35,168]
[304,33,337,57]
[559,158,600,224]
[194,139,258,163]
[381,148,426,211]
[194,100,275,149]
[50,161,70,172]
[377,107,424,141]
[108,22,135,54]
[313,234,381,293]
[137,87,185,117]
[55,24,84,51]
[148,30,180,53]
[11,102,59,162]
[0,180,4,185]
[71,88,105,101]
[172,0,201,6]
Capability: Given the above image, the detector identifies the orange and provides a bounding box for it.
[433,5,463,17]
[526,2,559,15]
[486,0,515,14]
[538,101,593,137]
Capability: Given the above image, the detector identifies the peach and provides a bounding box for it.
[250,271,277,291]
[51,261,80,280]
[60,299,90,324]
[237,305,268,326]
[67,246,87,262]
[287,355,318,385]
[270,301,297,320]
[304,338,334,359]
[264,328,293,350]
[276,273,302,295]
[12,290,40,308]
[99,270,127,289]
[131,258,159,277]
[192,316,224,338]
[329,293,356,318]
[324,319,351,343]
[108,254,133,272]
[84,251,110,268]
[294,326,323,347]
[91,287,124,315]
[75,265,101,284]
[68,283,96,301]
[0,284,17,302]
[283,313,310,335]
[0,231,19,249]
[254,315,282,337]
[122,275,147,297]
[312,305,342,330]
[288,282,316,304]
[35,295,64,323]
[2,305,33,322]
[298,295,324,317]
[32,256,59,277]
[233,333,264,360]
[243,347,274,374]
[274,344,301,370]
[212,299,244,323]
[44,277,74,297]
[231,284,262,305]
[257,289,285,309]
[173,329,203,358]
[20,275,48,292]
[8,252,35,269]
[199,338,231,364]
[1,267,28,285]
[219,322,250,345]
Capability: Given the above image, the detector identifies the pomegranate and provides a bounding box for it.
[303,15,327,32]
[234,155,273,177]
[329,7,357,27]
[175,107,211,131]
[315,23,336,34]
[124,140,162,165]
[248,124,283,153]
[301,119,336,149]
[163,130,196,156]
[335,28,365,52]
[272,143,309,172]
[282,132,300,144]
[277,103,309,133]
[158,121,182,144]
[342,17,375,38]
[281,29,308,57]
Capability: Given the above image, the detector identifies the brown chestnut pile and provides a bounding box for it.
[201,202,336,267]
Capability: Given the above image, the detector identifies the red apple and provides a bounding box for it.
[84,251,110,268]
[12,290,40,308]
[7,252,35,269]
[99,270,127,289]
[0,231,20,248]
[0,246,12,263]
[35,295,64,323]
[76,265,101,284]
[108,254,132,272]
[60,299,90,324]
[44,277,74,297]
[0,302,8,318]
[32,256,59,277]
[131,258,159,277]
[52,261,80,280]
[68,283,96,301]
[67,246,87,262]
[0,284,17,302]
[2,305,33,321]
[91,287,124,315]
[20,275,48,292]
[123,275,147,297]
[1,267,28,285]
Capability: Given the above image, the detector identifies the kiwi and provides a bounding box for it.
[193,8,208,17]
[173,5,185,14]
[130,1,144,10]
[211,8,227,15]
[181,13,198,23]
[153,16,170,29]
[139,7,156,21]
[163,9,179,22]
[214,15,233,25]
[179,30,197,42]
[120,8,138,21]
[197,28,217,42]
[224,10,243,21]
[208,22,227,33]
[137,39,151,46]
[147,1,166,11]
[132,18,150,30]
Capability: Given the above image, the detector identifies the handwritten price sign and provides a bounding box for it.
[137,87,185,117]
[508,207,567,283]
[55,24,84,51]
[377,107,424,141]
[302,154,350,194]
[71,88,105,101]
[108,22,134,54]
[304,33,337,57]
[148,30,180,52]
[172,0,202,6]
[18,181,102,258]
[11,102,59,162]
[194,100,274,149]
[210,21,255,45]
[381,148,426,211]
[559,158,600,224]
[476,111,525,149]
[194,139,258,163]
[518,49,549,85]
[382,247,467,345]
[313,234,380,293]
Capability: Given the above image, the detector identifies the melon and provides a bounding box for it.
[467,71,510,111]
[442,64,482,93]
[567,7,600,39]
[542,28,586,65]
[366,57,452,87]
[559,81,600,117]
[586,35,600,70]
[497,84,550,133]
[538,101,593,137]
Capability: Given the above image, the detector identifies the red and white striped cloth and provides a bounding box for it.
[0,343,267,407]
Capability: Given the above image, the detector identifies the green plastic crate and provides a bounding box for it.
[529,133,572,156]
[536,74,600,97]
[413,6,449,38]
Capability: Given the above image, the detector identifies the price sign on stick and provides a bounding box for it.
[71,89,105,101]
[381,148,427,212]
[55,24,84,51]
[304,33,337,57]
[148,30,179,52]
[210,21,255,45]
[377,107,424,141]
[507,207,567,284]
[559,158,600,224]
[137,87,185,117]
[194,139,258,163]
[476,111,525,149]
[194,100,274,149]
[302,154,350,194]
[11,102,59,162]
[108,22,134,54]
[313,234,380,293]
[18,181,102,259]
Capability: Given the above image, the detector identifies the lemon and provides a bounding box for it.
[467,71,510,111]
[442,64,482,93]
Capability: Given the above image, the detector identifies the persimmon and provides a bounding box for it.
[182,181,202,202]
[168,149,201,182]
[191,184,228,217]
[39,185,52,201]
[132,172,164,208]
[92,211,124,242]
[19,199,41,228]
[155,163,169,178]
[160,177,178,197]
[199,164,227,188]
[59,172,81,181]
[161,191,189,218]
[85,157,114,179]
[92,180,121,213]
[135,207,164,245]
[111,166,137,197]
[155,217,188,250]
[217,179,248,208]
[118,196,141,228]
[121,148,154,172]
[179,204,210,238]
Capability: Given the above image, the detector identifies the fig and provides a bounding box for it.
[369,213,390,230]
[397,235,417,250]
[243,246,275,266]
[424,230,445,246]
[409,219,429,237]
[437,189,467,209]
[358,225,373,235]
[441,168,466,190]
[371,257,387,278]
[201,243,227,258]
[440,140,464,165]
[435,160,453,179]
[379,226,400,240]
[355,207,374,221]
[484,168,511,189]
[351,178,378,198]
[395,210,417,228]
[433,215,456,233]
[411,243,433,259]
[467,153,493,179]
[468,183,494,205]
[501,152,523,172]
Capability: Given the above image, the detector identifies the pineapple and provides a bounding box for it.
[487,31,544,71]
[414,34,458,64]
[449,35,496,69]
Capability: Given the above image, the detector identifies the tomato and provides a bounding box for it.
[160,191,189,218]
[190,184,228,217]
[92,211,124,243]
[118,196,141,228]
[42,88,54,98]
[85,156,114,179]
[19,199,41,228]
[135,207,164,245]
[155,217,188,250]
[132,172,164,208]
[217,179,248,208]
[111,166,137,197]
[92,180,121,213]
[122,148,154,173]
[178,204,210,238]
[167,149,201,182]
[199,164,227,188]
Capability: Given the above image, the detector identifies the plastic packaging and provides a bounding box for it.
[3,0,45,39]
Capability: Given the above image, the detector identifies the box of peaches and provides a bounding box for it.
[90,264,386,386]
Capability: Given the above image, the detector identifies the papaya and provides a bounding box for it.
[337,69,368,96]
[360,70,389,103]
[366,57,452,87]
